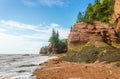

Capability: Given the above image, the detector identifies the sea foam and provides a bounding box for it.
[0,54,56,79]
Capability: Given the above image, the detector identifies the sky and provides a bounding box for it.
[0,0,94,54]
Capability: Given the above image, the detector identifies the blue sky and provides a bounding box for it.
[0,0,94,54]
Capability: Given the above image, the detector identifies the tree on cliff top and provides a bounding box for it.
[84,3,94,23]
[40,29,67,54]
[95,0,100,4]
[49,29,59,47]
[48,29,67,53]
[76,12,84,23]
[76,0,115,24]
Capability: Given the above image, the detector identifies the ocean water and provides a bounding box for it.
[0,54,56,79]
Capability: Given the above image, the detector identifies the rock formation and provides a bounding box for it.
[65,0,120,63]
[66,21,120,63]
[114,0,120,19]
[40,42,67,54]
[48,43,67,54]
[68,21,119,47]
[110,0,120,23]
[40,46,48,54]
[112,0,120,40]
[68,0,120,47]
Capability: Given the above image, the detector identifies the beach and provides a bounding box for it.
[0,54,120,79]
[34,54,120,79]
[0,54,56,79]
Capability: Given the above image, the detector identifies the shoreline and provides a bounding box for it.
[33,54,120,79]
[0,54,57,79]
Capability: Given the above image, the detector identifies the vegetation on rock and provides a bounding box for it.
[65,42,120,63]
[40,46,48,54]
[65,0,120,63]
[40,29,67,54]
[76,0,115,24]
[49,29,59,48]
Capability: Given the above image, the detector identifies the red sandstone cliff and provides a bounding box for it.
[114,0,120,19]
[112,0,120,40]
[68,21,119,47]
[68,0,120,47]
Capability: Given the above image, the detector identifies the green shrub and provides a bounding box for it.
[76,0,115,24]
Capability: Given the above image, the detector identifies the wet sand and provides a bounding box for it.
[34,55,120,79]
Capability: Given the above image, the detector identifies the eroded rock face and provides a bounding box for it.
[40,47,48,54]
[66,0,120,63]
[116,19,120,40]
[66,21,120,63]
[114,0,120,40]
[68,21,119,47]
[48,43,67,54]
[114,0,120,19]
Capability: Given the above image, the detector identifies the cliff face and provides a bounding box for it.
[68,0,120,47]
[65,0,120,63]
[113,0,120,40]
[114,0,120,19]
[66,21,120,62]
[68,22,119,47]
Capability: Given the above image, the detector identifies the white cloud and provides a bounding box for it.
[39,0,64,7]
[0,32,45,54]
[0,20,39,32]
[50,23,60,28]
[0,20,70,54]
[21,0,70,7]
[0,28,6,32]
[22,0,37,7]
